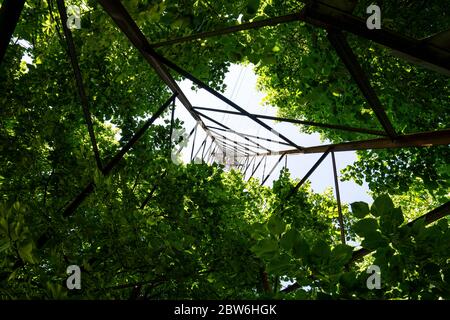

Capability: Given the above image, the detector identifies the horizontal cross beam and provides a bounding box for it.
[195,111,274,152]
[257,129,450,156]
[211,132,260,154]
[150,1,450,75]
[150,52,304,151]
[208,126,291,147]
[194,106,387,136]
[303,0,450,75]
[151,11,305,48]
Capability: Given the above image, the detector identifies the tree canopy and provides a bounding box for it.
[0,0,449,300]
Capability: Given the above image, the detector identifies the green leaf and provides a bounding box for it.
[272,45,281,53]
[310,240,330,263]
[0,239,11,253]
[18,241,35,264]
[47,282,67,299]
[351,201,370,218]
[280,229,297,250]
[423,263,441,280]
[361,231,389,250]
[391,207,404,225]
[371,195,394,217]
[373,246,394,266]
[13,201,20,211]
[379,207,404,234]
[251,238,278,257]
[330,244,353,266]
[0,216,8,235]
[292,236,310,260]
[267,254,291,274]
[267,215,286,236]
[245,0,260,15]
[353,218,378,237]
[261,54,276,65]
[250,222,267,239]
[411,218,426,236]
[340,271,358,289]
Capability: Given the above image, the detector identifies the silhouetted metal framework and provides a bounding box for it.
[2,0,449,293]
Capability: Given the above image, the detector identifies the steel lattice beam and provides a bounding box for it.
[331,151,346,245]
[0,0,25,65]
[302,0,450,75]
[149,52,305,152]
[63,94,176,217]
[151,11,305,48]
[149,0,450,75]
[195,111,274,152]
[261,153,287,186]
[97,0,224,156]
[257,129,450,156]
[57,0,103,170]
[208,126,290,147]
[327,30,397,139]
[194,106,387,136]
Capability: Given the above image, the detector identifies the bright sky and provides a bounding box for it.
[163,63,373,205]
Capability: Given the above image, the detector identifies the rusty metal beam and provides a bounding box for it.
[149,0,450,75]
[302,0,450,75]
[257,129,450,156]
[244,155,256,176]
[211,135,255,155]
[57,0,103,170]
[287,149,332,198]
[249,155,266,179]
[331,151,346,244]
[151,11,305,48]
[210,132,260,154]
[208,126,290,147]
[423,28,450,51]
[195,111,274,152]
[327,30,397,139]
[194,106,387,137]
[216,141,250,156]
[97,0,223,156]
[192,136,207,162]
[149,52,304,151]
[62,94,175,217]
[261,153,287,186]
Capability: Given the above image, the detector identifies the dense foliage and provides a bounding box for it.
[0,0,448,299]
[251,0,450,204]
